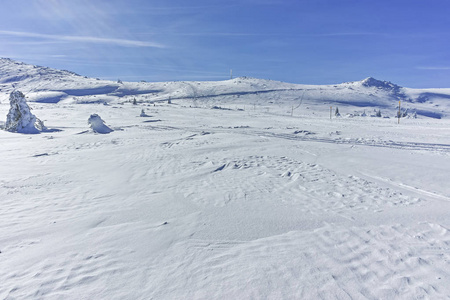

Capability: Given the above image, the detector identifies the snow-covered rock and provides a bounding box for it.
[88,114,113,134]
[5,90,46,133]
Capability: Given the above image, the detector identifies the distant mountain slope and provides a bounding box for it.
[1,58,450,118]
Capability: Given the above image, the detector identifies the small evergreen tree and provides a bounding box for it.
[335,107,340,117]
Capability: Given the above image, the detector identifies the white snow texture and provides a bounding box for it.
[1,58,450,299]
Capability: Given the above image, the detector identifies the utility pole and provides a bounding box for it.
[230,69,233,79]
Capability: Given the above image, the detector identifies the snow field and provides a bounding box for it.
[1,101,450,299]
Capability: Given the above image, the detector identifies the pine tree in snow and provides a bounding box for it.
[5,91,46,133]
[335,107,341,117]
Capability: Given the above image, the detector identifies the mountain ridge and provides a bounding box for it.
[1,58,450,118]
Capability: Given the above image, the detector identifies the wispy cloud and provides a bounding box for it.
[309,32,384,37]
[416,66,450,70]
[0,30,165,48]
[138,31,382,38]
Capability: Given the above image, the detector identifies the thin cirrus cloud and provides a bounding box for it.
[0,30,164,48]
[416,66,450,70]
[138,31,382,38]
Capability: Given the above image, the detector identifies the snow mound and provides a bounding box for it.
[5,90,46,134]
[88,114,113,134]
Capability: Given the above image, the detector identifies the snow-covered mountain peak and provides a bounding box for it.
[360,77,401,91]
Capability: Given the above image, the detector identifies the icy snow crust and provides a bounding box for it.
[1,59,450,298]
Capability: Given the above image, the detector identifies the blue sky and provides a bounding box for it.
[0,0,449,88]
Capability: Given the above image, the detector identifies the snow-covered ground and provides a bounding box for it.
[1,98,450,299]
[1,59,450,299]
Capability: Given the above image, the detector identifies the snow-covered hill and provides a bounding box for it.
[1,58,450,118]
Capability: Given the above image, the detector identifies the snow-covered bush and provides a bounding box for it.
[140,109,149,117]
[396,108,409,119]
[5,90,46,133]
[402,108,409,118]
[88,114,113,134]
